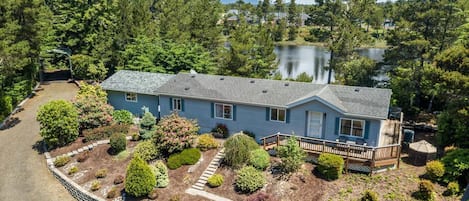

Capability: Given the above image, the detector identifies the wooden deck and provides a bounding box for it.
[261,134,401,173]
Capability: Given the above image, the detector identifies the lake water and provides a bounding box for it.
[274,45,386,84]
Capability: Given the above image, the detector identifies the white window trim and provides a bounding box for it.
[214,103,233,120]
[172,98,181,111]
[125,92,137,102]
[270,108,286,123]
[339,118,365,138]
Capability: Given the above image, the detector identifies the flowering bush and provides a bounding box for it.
[73,83,113,131]
[154,113,198,155]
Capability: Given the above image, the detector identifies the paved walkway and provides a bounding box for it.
[0,81,77,201]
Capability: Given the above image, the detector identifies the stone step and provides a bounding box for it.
[199,177,208,182]
[204,170,215,175]
[192,185,203,190]
[206,167,217,172]
[195,181,206,186]
[201,173,212,178]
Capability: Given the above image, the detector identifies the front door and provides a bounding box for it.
[307,111,323,138]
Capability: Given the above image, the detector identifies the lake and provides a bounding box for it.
[274,45,386,84]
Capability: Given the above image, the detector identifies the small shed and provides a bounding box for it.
[408,140,437,166]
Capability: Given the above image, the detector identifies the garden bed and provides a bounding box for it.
[56,140,217,200]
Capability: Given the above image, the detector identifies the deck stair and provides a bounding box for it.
[191,148,225,190]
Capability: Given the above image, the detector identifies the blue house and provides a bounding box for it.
[101,70,399,148]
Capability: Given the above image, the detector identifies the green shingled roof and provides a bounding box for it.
[100,70,174,95]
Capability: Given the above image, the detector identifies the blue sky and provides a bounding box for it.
[221,0,395,4]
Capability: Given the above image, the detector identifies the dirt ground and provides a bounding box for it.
[0,81,77,201]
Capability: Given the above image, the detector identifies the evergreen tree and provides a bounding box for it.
[287,0,299,41]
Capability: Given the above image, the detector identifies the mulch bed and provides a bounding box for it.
[49,137,94,157]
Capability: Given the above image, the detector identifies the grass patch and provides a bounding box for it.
[113,150,130,161]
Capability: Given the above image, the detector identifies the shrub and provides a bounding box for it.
[235,166,266,193]
[154,113,198,154]
[147,189,159,199]
[37,100,79,148]
[107,187,119,199]
[73,83,113,131]
[152,161,169,188]
[83,124,130,142]
[134,140,159,162]
[54,156,71,167]
[441,149,469,183]
[211,123,229,138]
[207,174,224,187]
[277,137,306,173]
[249,149,270,170]
[167,154,182,170]
[317,153,344,180]
[110,133,127,154]
[131,133,140,141]
[140,112,156,130]
[224,133,260,168]
[415,180,435,201]
[68,166,79,175]
[113,110,133,125]
[125,156,156,197]
[426,160,445,180]
[246,192,276,201]
[90,180,101,191]
[95,168,108,178]
[196,134,219,151]
[445,181,460,196]
[77,151,90,162]
[114,175,125,184]
[360,190,378,201]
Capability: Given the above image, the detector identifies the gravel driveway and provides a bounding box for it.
[0,81,78,201]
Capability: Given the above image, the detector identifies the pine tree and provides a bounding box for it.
[287,0,299,41]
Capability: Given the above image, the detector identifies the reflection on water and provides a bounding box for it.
[274,45,385,84]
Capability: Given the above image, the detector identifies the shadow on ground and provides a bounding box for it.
[32,140,46,155]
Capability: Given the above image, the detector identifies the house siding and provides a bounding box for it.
[107,91,159,118]
[159,95,382,147]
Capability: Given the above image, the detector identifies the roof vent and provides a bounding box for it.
[190,75,196,78]
[250,80,255,83]
[284,83,289,86]
[185,87,190,90]
[220,77,224,80]
[262,90,268,93]
[354,88,360,92]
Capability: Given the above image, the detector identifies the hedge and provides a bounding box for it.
[316,153,344,180]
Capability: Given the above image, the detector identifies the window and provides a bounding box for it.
[172,98,181,111]
[125,93,137,102]
[340,118,364,137]
[215,103,233,120]
[270,108,286,122]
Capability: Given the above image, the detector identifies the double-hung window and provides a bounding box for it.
[270,108,286,122]
[215,103,233,120]
[125,92,137,102]
[172,98,181,111]
[340,118,364,137]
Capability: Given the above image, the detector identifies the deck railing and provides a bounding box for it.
[261,133,401,170]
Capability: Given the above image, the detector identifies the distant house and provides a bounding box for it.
[272,12,310,26]
[101,70,400,149]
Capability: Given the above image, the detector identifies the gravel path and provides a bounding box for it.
[0,81,78,201]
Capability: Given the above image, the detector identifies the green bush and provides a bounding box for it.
[134,140,159,162]
[154,113,198,154]
[73,83,113,131]
[249,149,270,170]
[277,137,306,173]
[54,156,71,167]
[425,160,445,180]
[113,110,133,125]
[317,153,344,180]
[152,161,169,188]
[207,174,224,187]
[90,180,101,191]
[140,112,156,130]
[415,180,435,201]
[68,166,79,175]
[95,168,108,178]
[167,148,201,169]
[235,166,266,193]
[110,133,127,154]
[445,181,460,196]
[37,100,79,148]
[360,190,378,201]
[83,124,130,142]
[441,149,469,183]
[125,156,156,197]
[196,134,219,151]
[224,133,259,168]
[211,123,229,138]
[107,187,119,199]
